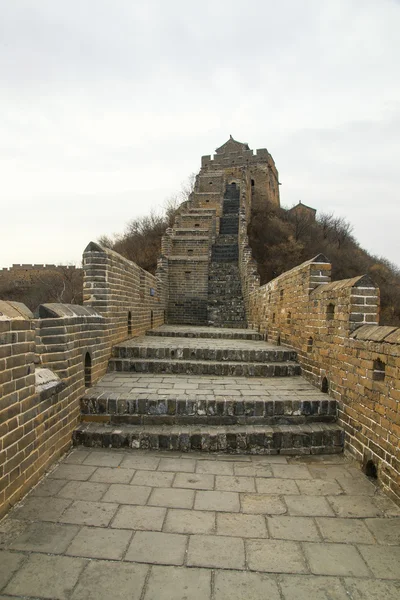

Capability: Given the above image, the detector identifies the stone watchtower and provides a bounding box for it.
[157,137,279,326]
[201,135,280,211]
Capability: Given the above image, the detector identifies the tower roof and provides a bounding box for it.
[215,135,250,155]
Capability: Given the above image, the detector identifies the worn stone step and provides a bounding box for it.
[211,245,238,262]
[81,393,337,426]
[107,358,301,377]
[219,217,238,234]
[145,326,263,340]
[73,422,344,454]
[112,339,296,363]
[207,321,248,329]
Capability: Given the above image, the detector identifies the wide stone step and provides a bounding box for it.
[145,326,263,340]
[81,393,337,426]
[112,341,296,363]
[73,422,344,455]
[107,358,301,377]
[207,321,248,329]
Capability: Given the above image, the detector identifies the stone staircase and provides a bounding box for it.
[74,326,344,455]
[207,184,247,328]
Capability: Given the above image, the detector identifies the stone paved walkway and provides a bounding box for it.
[84,374,326,401]
[1,449,400,599]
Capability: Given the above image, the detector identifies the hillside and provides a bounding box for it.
[101,200,400,327]
[248,202,400,326]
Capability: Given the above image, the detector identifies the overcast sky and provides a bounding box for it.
[1,0,399,269]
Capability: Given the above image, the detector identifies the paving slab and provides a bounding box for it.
[255,477,299,494]
[60,500,118,527]
[364,517,400,544]
[164,508,215,534]
[267,516,321,542]
[187,534,245,569]
[328,495,382,518]
[233,463,273,477]
[102,483,151,505]
[195,490,240,512]
[83,451,124,467]
[343,577,400,600]
[296,479,342,496]
[173,472,214,490]
[125,531,187,565]
[31,477,68,497]
[10,522,79,554]
[240,493,286,515]
[0,551,26,590]
[196,460,234,475]
[357,544,400,579]
[4,554,87,600]
[316,517,376,544]
[144,565,211,600]
[278,574,349,599]
[90,466,135,484]
[214,570,280,600]
[119,455,160,470]
[148,487,195,509]
[271,464,311,479]
[57,480,109,501]
[12,496,72,522]
[158,458,196,472]
[70,561,148,600]
[48,464,97,481]
[216,475,255,492]
[111,505,166,531]
[246,539,308,573]
[217,512,268,538]
[285,495,334,517]
[66,526,132,559]
[132,470,175,487]
[303,542,370,577]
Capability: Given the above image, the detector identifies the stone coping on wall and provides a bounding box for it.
[35,367,65,400]
[83,241,149,275]
[257,254,330,292]
[36,303,102,319]
[352,324,400,343]
[0,300,34,320]
[310,274,375,295]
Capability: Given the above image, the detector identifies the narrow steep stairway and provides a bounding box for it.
[208,183,247,328]
[74,326,343,455]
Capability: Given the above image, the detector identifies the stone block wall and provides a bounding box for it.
[170,237,210,257]
[1,244,166,517]
[197,172,224,193]
[0,302,36,519]
[167,258,209,324]
[0,301,105,519]
[83,242,166,375]
[247,256,399,503]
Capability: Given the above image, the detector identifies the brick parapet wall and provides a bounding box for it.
[0,301,107,519]
[83,242,166,365]
[1,240,164,518]
[247,257,399,502]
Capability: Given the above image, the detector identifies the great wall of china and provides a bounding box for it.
[0,137,399,519]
